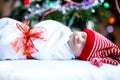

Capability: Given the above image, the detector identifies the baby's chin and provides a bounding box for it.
[72,47,83,58]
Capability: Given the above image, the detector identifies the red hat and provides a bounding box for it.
[78,29,95,60]
[78,29,120,65]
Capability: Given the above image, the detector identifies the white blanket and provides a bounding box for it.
[0,18,75,60]
[0,60,120,80]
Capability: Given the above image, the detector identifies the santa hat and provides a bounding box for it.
[78,29,95,60]
[78,29,119,61]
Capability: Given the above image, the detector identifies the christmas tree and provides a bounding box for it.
[11,0,111,31]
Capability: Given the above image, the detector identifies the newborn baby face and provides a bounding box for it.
[68,31,87,58]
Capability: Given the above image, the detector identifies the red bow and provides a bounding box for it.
[11,20,46,59]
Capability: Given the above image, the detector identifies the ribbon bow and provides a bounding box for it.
[11,20,47,59]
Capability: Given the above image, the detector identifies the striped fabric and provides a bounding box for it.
[79,29,120,66]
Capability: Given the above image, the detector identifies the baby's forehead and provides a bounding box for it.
[72,31,87,37]
[73,31,85,34]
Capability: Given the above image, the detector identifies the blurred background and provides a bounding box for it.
[0,0,120,48]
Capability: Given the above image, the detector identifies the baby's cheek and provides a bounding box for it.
[72,44,81,56]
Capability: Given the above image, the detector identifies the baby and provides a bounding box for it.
[68,29,120,66]
[0,18,75,60]
[0,18,120,66]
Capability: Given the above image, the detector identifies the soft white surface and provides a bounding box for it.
[0,60,120,80]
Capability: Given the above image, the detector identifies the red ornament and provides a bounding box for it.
[24,0,31,6]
